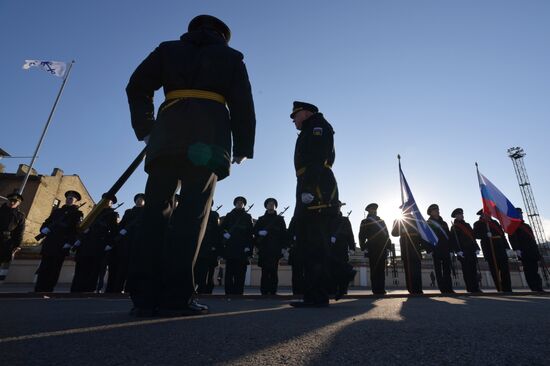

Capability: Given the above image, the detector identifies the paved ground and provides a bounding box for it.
[0,292,548,366]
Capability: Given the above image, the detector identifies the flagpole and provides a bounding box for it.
[476,162,502,291]
[19,61,75,195]
[398,154,412,292]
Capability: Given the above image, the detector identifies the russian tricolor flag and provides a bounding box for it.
[476,167,522,235]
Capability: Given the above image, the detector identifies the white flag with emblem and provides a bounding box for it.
[22,60,67,77]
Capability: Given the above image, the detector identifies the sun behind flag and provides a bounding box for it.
[398,156,438,246]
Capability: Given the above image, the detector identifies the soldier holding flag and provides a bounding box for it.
[450,208,481,293]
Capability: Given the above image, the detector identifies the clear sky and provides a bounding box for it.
[1,0,549,243]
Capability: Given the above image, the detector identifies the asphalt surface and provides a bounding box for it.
[0,293,549,366]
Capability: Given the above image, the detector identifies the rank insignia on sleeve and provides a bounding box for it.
[313,127,323,136]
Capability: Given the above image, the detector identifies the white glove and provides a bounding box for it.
[516,250,522,258]
[119,229,128,236]
[487,232,492,238]
[105,245,113,251]
[244,247,251,253]
[40,227,51,235]
[457,251,464,257]
[232,156,247,164]
[282,249,290,260]
[223,233,231,240]
[62,243,71,249]
[330,236,337,244]
[301,192,315,204]
[258,230,268,237]
[73,240,81,247]
[143,135,150,145]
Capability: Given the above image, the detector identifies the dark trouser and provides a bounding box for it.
[368,250,386,294]
[195,258,217,294]
[433,252,453,293]
[460,255,480,292]
[522,260,543,291]
[71,256,101,292]
[128,163,217,309]
[225,258,248,295]
[330,259,354,295]
[106,252,129,293]
[35,255,65,292]
[295,214,332,305]
[485,252,512,292]
[260,262,279,295]
[402,243,422,294]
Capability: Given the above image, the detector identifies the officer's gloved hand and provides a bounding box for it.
[105,245,113,252]
[223,233,231,240]
[119,229,128,236]
[301,193,315,204]
[258,230,268,237]
[62,243,71,249]
[143,135,150,145]
[40,227,51,235]
[516,250,522,258]
[457,251,464,257]
[487,232,492,238]
[330,236,337,244]
[293,235,297,241]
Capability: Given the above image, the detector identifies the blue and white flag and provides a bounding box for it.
[22,60,67,77]
[399,162,439,246]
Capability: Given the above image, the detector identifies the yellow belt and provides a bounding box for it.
[165,89,226,104]
[296,162,332,177]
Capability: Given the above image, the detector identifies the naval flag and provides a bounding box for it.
[22,60,67,77]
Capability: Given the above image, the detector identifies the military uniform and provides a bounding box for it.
[392,216,424,294]
[329,212,356,299]
[194,208,222,294]
[35,191,83,292]
[106,195,144,293]
[0,193,25,280]
[291,102,339,307]
[287,216,305,295]
[473,212,512,292]
[254,199,287,295]
[449,208,481,293]
[221,200,254,295]
[359,204,390,295]
[71,199,118,293]
[426,205,455,293]
[509,217,543,292]
[126,15,255,314]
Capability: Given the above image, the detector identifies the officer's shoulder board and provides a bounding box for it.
[313,127,323,136]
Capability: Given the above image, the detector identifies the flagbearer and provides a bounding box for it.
[509,208,544,292]
[359,203,390,295]
[473,210,512,292]
[392,211,424,294]
[426,204,455,293]
[35,190,84,292]
[450,208,481,293]
[290,101,339,308]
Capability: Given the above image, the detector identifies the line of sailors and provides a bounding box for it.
[2,189,544,295]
